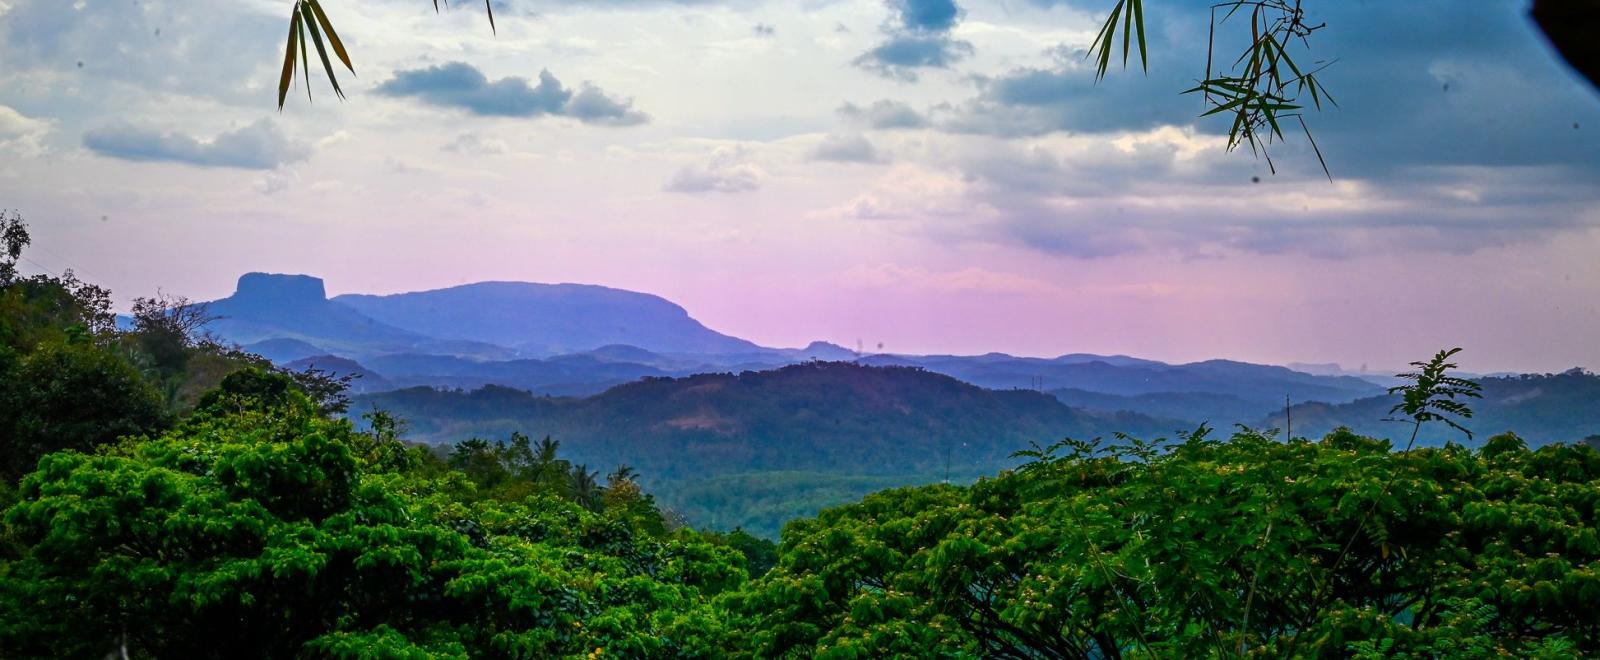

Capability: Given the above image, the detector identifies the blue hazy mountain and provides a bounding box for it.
[1263,369,1600,447]
[859,353,1383,404]
[333,281,762,356]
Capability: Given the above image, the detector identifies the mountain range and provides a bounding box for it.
[199,272,1391,420]
[187,271,1597,535]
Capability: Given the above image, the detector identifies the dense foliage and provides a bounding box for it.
[0,370,750,657]
[727,428,1600,657]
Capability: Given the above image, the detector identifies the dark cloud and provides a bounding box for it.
[940,0,1600,175]
[892,0,960,32]
[872,0,1600,259]
[855,35,974,81]
[753,23,776,36]
[82,119,309,170]
[377,62,648,125]
[838,100,929,129]
[813,134,884,163]
[943,142,1600,259]
[856,0,971,80]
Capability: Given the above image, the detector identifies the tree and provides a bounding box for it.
[0,340,166,482]
[0,374,747,658]
[0,210,27,286]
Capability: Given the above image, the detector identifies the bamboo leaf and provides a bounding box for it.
[486,0,496,35]
[305,0,353,73]
[277,8,301,110]
[299,6,312,103]
[1299,115,1331,181]
[1090,1,1124,81]
[302,4,345,100]
[1132,0,1146,73]
[1120,0,1133,68]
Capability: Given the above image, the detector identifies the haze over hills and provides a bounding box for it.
[189,271,1595,444]
[356,361,1185,536]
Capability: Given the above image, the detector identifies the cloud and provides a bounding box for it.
[377,62,648,126]
[256,170,299,195]
[753,23,775,36]
[811,163,983,221]
[856,0,972,80]
[0,104,51,157]
[838,100,929,129]
[665,148,765,193]
[82,119,310,170]
[891,0,961,32]
[813,133,885,163]
[855,35,974,81]
[443,133,511,155]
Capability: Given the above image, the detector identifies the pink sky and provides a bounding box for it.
[6,0,1599,374]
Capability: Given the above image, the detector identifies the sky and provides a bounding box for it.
[2,0,1598,373]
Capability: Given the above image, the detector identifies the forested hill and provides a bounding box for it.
[1266,369,1600,446]
[358,361,1181,480]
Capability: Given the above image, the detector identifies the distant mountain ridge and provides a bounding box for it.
[1263,370,1600,447]
[196,272,1401,416]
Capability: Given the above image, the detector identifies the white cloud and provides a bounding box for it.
[0,104,51,157]
[664,147,765,193]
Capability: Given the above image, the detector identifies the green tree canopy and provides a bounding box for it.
[0,377,748,658]
[727,427,1600,657]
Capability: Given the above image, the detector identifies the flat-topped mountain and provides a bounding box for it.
[334,281,761,356]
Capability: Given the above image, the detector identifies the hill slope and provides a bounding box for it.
[358,362,1182,479]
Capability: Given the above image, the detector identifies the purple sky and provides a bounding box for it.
[4,0,1598,373]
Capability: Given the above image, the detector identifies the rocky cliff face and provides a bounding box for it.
[231,273,328,308]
